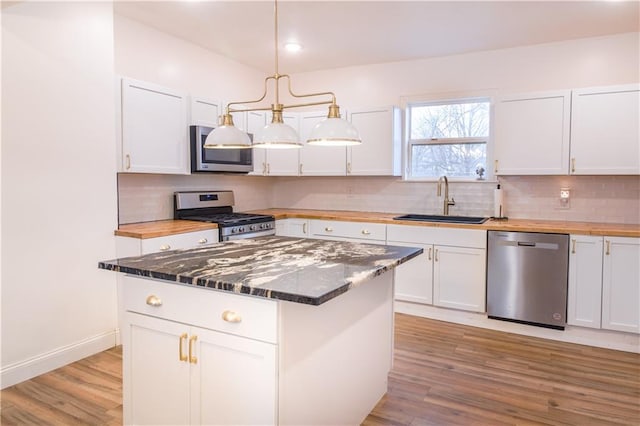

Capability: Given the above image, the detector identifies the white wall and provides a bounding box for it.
[289,32,639,108]
[1,2,118,388]
[114,14,266,108]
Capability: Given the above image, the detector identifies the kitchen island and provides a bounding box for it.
[99,236,422,425]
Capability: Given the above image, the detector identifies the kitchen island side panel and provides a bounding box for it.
[278,272,394,425]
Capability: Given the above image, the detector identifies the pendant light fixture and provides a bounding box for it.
[204,0,361,149]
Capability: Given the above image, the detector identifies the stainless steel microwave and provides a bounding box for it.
[190,125,253,173]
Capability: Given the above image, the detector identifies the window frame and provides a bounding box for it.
[404,96,493,181]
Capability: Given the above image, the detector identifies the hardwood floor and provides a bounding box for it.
[1,314,638,425]
[364,314,640,426]
[0,346,122,425]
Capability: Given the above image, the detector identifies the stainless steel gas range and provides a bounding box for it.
[174,191,275,241]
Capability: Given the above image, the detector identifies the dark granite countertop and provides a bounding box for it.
[99,236,422,305]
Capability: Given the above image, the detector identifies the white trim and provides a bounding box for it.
[1,330,118,389]
[395,301,640,354]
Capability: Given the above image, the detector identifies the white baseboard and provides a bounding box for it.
[1,329,118,389]
[395,301,640,354]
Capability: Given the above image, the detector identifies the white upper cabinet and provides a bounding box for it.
[248,111,299,176]
[121,78,189,174]
[190,97,221,128]
[570,84,640,175]
[494,91,571,175]
[298,111,347,176]
[347,106,401,176]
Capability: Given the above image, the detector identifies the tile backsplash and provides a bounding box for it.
[118,174,639,225]
[117,173,272,224]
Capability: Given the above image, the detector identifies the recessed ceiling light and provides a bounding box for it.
[284,42,302,53]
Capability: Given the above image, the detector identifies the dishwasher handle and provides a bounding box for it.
[517,241,536,247]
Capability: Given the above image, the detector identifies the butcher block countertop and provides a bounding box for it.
[114,211,640,239]
[115,219,217,239]
[249,208,640,238]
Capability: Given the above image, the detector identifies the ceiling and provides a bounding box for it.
[114,1,640,74]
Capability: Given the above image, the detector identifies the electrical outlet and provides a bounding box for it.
[559,187,570,209]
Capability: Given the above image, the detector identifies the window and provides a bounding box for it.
[407,99,490,179]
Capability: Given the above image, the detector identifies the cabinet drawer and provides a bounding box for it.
[309,220,386,241]
[140,230,218,254]
[122,276,278,343]
[387,224,486,248]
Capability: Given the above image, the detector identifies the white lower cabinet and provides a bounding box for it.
[124,313,277,426]
[388,225,487,313]
[121,269,395,425]
[568,235,639,334]
[122,277,277,425]
[602,237,640,333]
[567,235,603,328]
[386,241,433,304]
[432,245,486,312]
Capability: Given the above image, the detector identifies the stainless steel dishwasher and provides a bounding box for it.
[487,231,569,329]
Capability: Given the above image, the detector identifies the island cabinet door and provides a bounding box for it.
[124,313,191,426]
[192,327,278,425]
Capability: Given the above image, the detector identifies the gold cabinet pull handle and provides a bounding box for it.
[266,163,270,175]
[325,227,333,232]
[222,310,242,323]
[605,240,611,256]
[179,333,188,362]
[428,247,432,261]
[159,244,171,251]
[302,222,307,234]
[299,163,303,175]
[347,162,352,174]
[361,229,371,235]
[494,159,499,173]
[145,295,162,307]
[434,248,439,262]
[189,335,198,364]
[571,158,576,173]
[125,154,131,170]
[262,162,267,175]
[571,239,576,254]
[197,238,208,245]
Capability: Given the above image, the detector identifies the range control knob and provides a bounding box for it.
[250,225,257,231]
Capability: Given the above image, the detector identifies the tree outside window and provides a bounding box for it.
[408,100,490,179]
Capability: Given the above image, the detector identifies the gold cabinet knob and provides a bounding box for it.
[159,244,171,251]
[145,295,162,307]
[325,227,333,232]
[222,310,242,323]
[361,229,371,235]
[198,238,208,244]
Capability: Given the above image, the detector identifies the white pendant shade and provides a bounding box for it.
[253,121,302,149]
[204,124,252,149]
[307,117,362,146]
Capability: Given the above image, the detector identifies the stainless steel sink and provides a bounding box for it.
[393,214,489,224]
